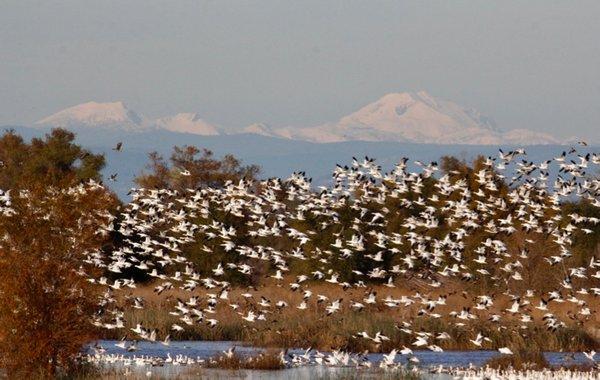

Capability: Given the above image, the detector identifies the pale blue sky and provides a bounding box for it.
[1,1,599,140]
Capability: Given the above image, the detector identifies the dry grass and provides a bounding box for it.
[204,350,285,370]
[314,369,423,380]
[244,312,598,352]
[485,349,550,370]
[100,278,600,352]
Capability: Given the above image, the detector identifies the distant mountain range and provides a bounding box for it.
[7,91,592,199]
[33,92,560,145]
[245,92,559,145]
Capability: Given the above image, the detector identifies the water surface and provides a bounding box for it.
[94,339,592,368]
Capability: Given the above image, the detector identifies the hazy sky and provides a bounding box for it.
[1,1,599,140]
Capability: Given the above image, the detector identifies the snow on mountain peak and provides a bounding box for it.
[248,92,557,145]
[154,113,221,136]
[35,101,143,129]
[35,102,222,135]
[34,94,560,145]
[243,123,276,136]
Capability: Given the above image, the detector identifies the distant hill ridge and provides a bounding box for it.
[34,92,560,145]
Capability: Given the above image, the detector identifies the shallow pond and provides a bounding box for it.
[94,340,592,367]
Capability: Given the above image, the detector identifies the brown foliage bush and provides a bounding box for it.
[0,184,118,377]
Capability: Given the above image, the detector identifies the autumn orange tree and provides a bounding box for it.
[0,128,118,377]
[0,184,118,377]
[135,145,260,191]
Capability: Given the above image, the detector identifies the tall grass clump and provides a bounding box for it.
[315,369,422,380]
[485,349,549,370]
[205,350,285,370]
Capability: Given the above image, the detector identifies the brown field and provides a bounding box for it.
[100,276,600,352]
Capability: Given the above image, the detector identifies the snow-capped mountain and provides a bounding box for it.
[34,93,560,144]
[246,91,559,145]
[35,101,145,131]
[243,123,277,136]
[35,102,222,136]
[154,113,221,135]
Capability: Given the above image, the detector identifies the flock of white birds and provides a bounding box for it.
[5,144,600,376]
